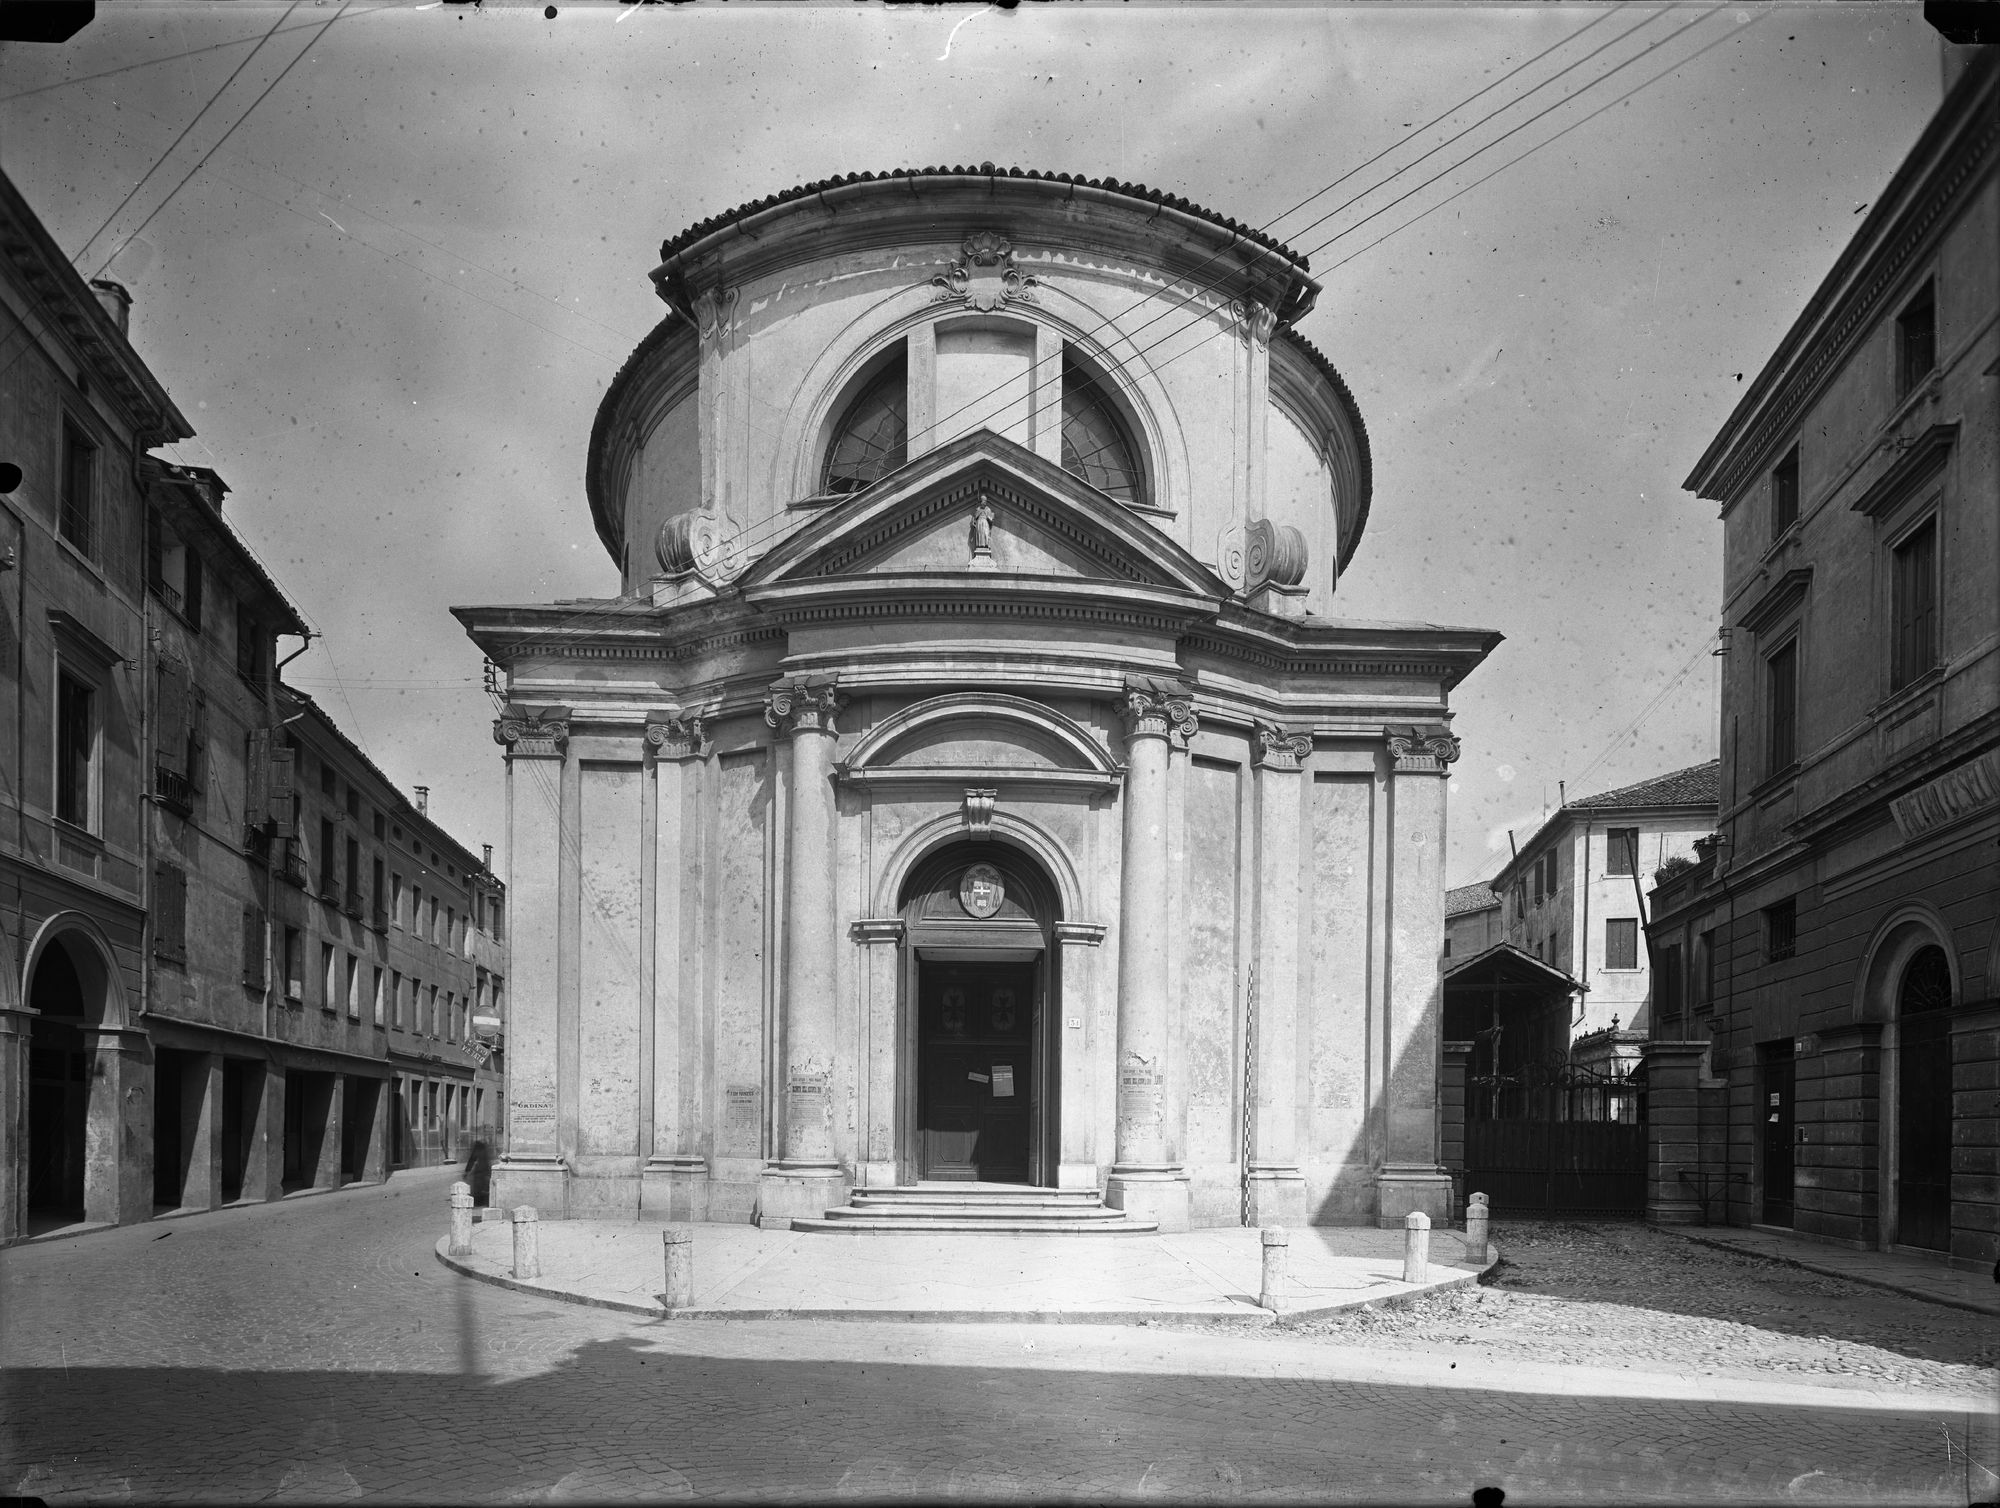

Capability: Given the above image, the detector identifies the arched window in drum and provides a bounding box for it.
[1060,356,1144,506]
[822,357,908,495]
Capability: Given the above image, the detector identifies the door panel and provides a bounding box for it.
[918,961,1034,1182]
[1759,1043,1794,1229]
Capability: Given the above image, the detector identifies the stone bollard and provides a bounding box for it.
[662,1224,694,1311]
[1402,1210,1430,1284]
[1258,1226,1289,1312]
[1463,1192,1490,1263]
[449,1181,474,1257]
[511,1205,540,1280]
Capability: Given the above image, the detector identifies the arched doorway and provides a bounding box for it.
[26,931,116,1230]
[1895,944,1954,1251]
[898,841,1059,1186]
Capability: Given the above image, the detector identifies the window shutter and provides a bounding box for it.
[269,747,296,836]
[153,863,187,965]
[154,656,190,774]
[246,728,270,827]
[242,906,267,988]
[183,553,203,633]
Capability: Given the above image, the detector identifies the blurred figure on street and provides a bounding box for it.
[463,1138,494,1208]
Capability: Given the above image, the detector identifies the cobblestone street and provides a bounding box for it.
[2,1171,1992,1504]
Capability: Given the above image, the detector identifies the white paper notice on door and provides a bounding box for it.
[992,1065,1015,1098]
[967,1072,990,1084]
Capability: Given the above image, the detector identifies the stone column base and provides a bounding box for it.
[1375,1165,1454,1229]
[492,1155,568,1220]
[641,1157,708,1221]
[1105,1169,1191,1232]
[1244,1168,1308,1228]
[757,1167,849,1230]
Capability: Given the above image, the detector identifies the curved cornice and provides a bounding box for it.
[841,690,1119,776]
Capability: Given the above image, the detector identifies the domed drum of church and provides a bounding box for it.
[457,168,1498,1232]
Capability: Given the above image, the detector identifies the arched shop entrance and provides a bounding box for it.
[26,929,120,1231]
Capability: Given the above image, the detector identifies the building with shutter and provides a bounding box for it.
[458,167,1499,1231]
[0,169,506,1242]
[1486,761,1720,1065]
[1645,50,1998,1268]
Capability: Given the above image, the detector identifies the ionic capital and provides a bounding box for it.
[1252,721,1314,771]
[1386,725,1461,775]
[493,705,570,757]
[644,711,709,762]
[1120,675,1197,747]
[765,675,844,738]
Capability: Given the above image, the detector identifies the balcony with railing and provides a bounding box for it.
[343,888,364,920]
[150,576,183,615]
[154,764,195,817]
[278,845,310,889]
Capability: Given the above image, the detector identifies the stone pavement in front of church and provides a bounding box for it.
[439,1215,1492,1323]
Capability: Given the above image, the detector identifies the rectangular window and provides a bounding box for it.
[182,552,203,634]
[235,607,265,683]
[319,758,335,798]
[55,671,95,829]
[318,816,337,896]
[1532,857,1545,906]
[1605,918,1639,971]
[1698,928,1718,1012]
[321,943,338,1009]
[429,984,440,1036]
[345,785,359,820]
[242,906,267,989]
[391,970,404,1029]
[152,862,188,966]
[284,928,304,1001]
[446,907,456,955]
[392,874,405,928]
[412,885,423,937]
[1606,827,1639,877]
[1771,445,1799,539]
[445,991,456,1043]
[491,897,504,943]
[344,835,361,914]
[1897,279,1936,397]
[1655,942,1683,1022]
[1543,852,1557,897]
[373,812,385,841]
[372,966,385,1026]
[1891,518,1938,692]
[429,896,440,946]
[411,977,422,1033]
[345,954,360,1019]
[1765,898,1797,962]
[59,419,95,555]
[1766,640,1798,775]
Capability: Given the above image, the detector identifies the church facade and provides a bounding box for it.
[457,168,1498,1231]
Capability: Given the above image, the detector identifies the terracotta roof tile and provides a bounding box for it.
[1569,759,1721,811]
[656,166,1308,268]
[1445,881,1499,916]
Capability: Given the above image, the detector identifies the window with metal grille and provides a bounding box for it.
[1891,518,1938,691]
[55,671,95,829]
[1765,898,1797,962]
[152,863,188,966]
[1060,357,1145,505]
[1606,827,1639,876]
[1605,917,1639,970]
[1897,280,1936,397]
[822,357,907,494]
[1771,445,1800,539]
[59,420,95,556]
[1766,640,1798,775]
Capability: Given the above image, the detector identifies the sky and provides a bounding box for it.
[0,1,1946,888]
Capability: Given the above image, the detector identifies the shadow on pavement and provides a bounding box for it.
[0,1335,1980,1505]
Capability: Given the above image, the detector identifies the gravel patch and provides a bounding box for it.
[1283,1221,1998,1394]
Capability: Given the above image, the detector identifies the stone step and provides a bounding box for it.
[850,1187,1103,1207]
[791,1213,1159,1234]
[829,1202,1120,1222]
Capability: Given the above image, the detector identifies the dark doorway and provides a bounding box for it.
[152,1048,188,1210]
[220,1060,252,1203]
[284,1069,333,1190]
[1896,944,1953,1252]
[918,959,1037,1182]
[341,1078,377,1182]
[27,938,91,1221]
[1758,1039,1795,1228]
[390,1081,407,1167]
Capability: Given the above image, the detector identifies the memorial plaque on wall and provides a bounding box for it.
[722,1085,761,1155]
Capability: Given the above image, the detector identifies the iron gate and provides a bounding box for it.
[1464,1053,1646,1219]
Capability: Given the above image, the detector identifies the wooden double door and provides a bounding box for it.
[916,959,1044,1183]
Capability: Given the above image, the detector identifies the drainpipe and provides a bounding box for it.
[1579,818,1591,1041]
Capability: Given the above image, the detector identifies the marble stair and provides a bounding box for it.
[790,1183,1159,1234]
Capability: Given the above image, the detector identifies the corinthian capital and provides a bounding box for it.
[1252,721,1314,771]
[1387,725,1461,775]
[765,675,844,738]
[1120,674,1197,747]
[493,705,569,757]
[644,711,708,761]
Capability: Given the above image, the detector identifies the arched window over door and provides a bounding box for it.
[822,356,908,495]
[1896,943,1953,1252]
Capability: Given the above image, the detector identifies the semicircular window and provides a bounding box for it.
[1061,358,1144,506]
[822,359,908,496]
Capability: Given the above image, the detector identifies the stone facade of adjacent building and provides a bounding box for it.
[1646,52,1998,1269]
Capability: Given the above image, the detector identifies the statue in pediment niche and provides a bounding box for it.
[969,500,995,560]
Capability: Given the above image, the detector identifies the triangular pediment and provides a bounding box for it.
[740,431,1226,600]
